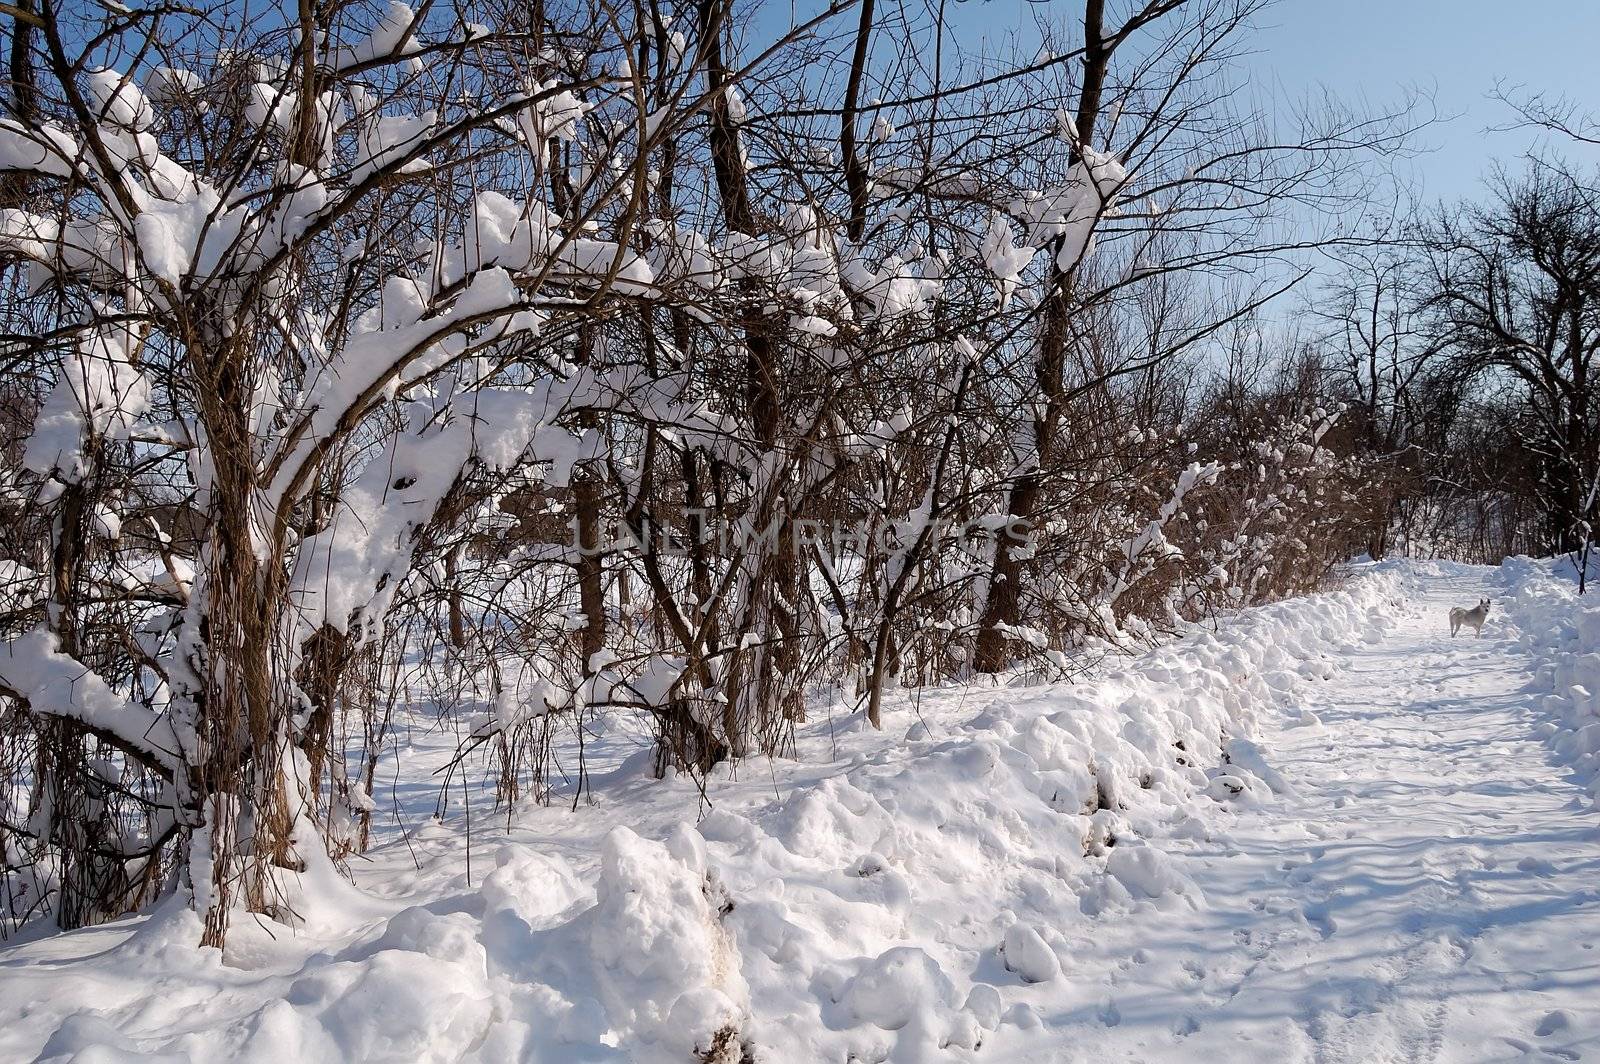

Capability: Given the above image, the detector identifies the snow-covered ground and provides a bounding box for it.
[994,559,1600,1063]
[3,559,1599,1063]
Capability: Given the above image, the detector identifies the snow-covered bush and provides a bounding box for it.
[0,0,1408,942]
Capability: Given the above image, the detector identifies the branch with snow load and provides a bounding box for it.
[0,629,182,777]
[1100,460,1224,616]
[0,43,626,306]
[284,385,607,651]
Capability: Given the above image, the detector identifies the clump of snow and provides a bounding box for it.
[1105,839,1193,902]
[285,386,586,647]
[1000,922,1060,983]
[286,944,494,1062]
[0,629,181,771]
[0,119,75,177]
[330,0,420,70]
[583,826,751,1058]
[23,325,150,484]
[1016,144,1127,271]
[516,80,590,151]
[479,845,588,926]
[975,210,1036,309]
[85,68,156,132]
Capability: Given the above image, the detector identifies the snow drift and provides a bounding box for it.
[1496,555,1600,811]
[0,568,1404,1063]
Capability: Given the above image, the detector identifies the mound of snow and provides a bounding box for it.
[583,826,751,1058]
[838,945,957,1029]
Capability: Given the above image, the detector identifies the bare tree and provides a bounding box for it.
[1418,161,1600,584]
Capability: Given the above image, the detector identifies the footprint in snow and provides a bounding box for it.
[1400,910,1437,935]
[1512,1046,1584,1064]
[1301,902,1337,939]
[1535,1010,1573,1038]
[1518,856,1557,877]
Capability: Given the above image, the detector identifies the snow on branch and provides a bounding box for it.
[0,630,182,775]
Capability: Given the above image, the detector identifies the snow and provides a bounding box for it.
[0,629,180,771]
[975,210,1036,309]
[1000,922,1060,984]
[0,119,75,177]
[329,0,420,71]
[516,81,590,151]
[1497,555,1600,809]
[23,325,151,484]
[143,66,203,105]
[1018,557,1600,1062]
[85,69,156,132]
[353,110,437,181]
[285,387,583,645]
[838,945,957,1032]
[1017,145,1127,271]
[131,182,225,284]
[5,559,1600,1062]
[244,81,295,132]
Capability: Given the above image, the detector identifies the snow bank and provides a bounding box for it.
[0,568,1403,1062]
[1496,556,1600,810]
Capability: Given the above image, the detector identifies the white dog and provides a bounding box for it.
[1449,598,1491,638]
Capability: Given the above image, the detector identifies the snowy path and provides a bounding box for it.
[1023,569,1600,1063]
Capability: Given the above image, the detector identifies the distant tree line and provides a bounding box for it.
[1305,123,1600,588]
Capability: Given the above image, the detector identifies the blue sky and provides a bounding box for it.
[920,0,1600,207]
[1248,0,1600,205]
